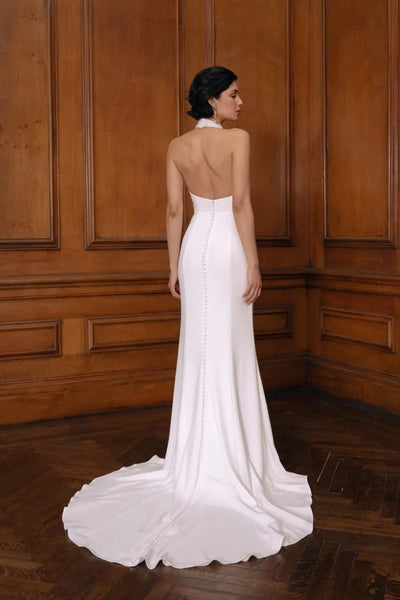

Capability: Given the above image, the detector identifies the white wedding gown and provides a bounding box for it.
[62,119,313,569]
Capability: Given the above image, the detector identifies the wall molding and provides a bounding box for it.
[203,0,215,65]
[0,268,306,300]
[308,268,400,296]
[3,266,400,298]
[320,306,395,353]
[0,319,61,360]
[254,304,294,341]
[86,311,181,353]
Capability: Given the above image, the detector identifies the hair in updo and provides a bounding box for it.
[186,65,238,120]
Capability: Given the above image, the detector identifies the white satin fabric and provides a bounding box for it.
[62,192,313,569]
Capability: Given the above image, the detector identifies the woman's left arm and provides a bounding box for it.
[166,140,184,299]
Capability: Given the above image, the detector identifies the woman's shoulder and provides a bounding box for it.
[227,127,250,139]
[167,126,249,154]
[226,128,250,151]
[167,129,193,150]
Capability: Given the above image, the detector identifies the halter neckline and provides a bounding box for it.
[195,117,223,129]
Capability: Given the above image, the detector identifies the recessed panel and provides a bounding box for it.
[84,0,179,247]
[0,319,61,360]
[87,312,180,352]
[0,0,58,248]
[215,0,292,243]
[324,0,396,244]
[321,307,394,352]
[254,305,293,340]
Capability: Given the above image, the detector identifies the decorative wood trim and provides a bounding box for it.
[204,0,215,65]
[320,306,395,353]
[322,0,399,248]
[0,319,61,360]
[0,268,306,300]
[86,311,181,353]
[308,268,400,296]
[82,0,181,250]
[177,0,184,137]
[0,0,60,251]
[254,304,294,341]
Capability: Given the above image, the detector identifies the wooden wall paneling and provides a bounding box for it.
[86,311,181,353]
[309,288,398,372]
[323,0,398,248]
[254,304,294,342]
[0,278,180,423]
[0,319,61,360]
[83,0,180,249]
[0,0,312,424]
[255,285,307,388]
[214,0,293,247]
[0,367,176,425]
[309,0,325,271]
[307,0,400,414]
[0,279,180,382]
[308,353,400,415]
[320,307,395,353]
[307,284,400,413]
[181,0,207,226]
[0,270,306,423]
[0,0,59,250]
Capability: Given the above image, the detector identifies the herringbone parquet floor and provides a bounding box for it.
[1,387,400,600]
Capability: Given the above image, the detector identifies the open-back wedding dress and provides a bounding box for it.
[62,117,313,569]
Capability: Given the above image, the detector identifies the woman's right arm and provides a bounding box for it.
[231,129,262,305]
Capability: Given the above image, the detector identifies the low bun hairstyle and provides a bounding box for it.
[186,65,237,120]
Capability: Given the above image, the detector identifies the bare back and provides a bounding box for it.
[169,127,241,199]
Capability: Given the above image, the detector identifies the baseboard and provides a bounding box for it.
[0,367,176,425]
[0,353,308,425]
[308,354,400,416]
[259,353,307,389]
[4,350,400,424]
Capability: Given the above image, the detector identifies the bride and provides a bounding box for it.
[62,66,313,569]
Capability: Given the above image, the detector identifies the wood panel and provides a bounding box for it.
[309,288,398,371]
[86,311,181,352]
[83,0,180,249]
[0,319,60,360]
[320,307,395,353]
[254,305,294,341]
[307,281,400,413]
[322,0,398,248]
[0,0,59,249]
[214,0,293,246]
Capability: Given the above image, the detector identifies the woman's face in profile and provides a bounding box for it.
[210,81,243,122]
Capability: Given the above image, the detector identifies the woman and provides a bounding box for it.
[62,66,313,569]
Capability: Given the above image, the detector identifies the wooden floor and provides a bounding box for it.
[1,387,400,600]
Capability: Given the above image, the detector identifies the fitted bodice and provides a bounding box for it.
[190,192,233,213]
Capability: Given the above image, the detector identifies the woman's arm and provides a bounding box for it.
[166,140,184,299]
[231,129,262,305]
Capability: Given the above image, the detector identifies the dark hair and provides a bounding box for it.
[186,65,237,120]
